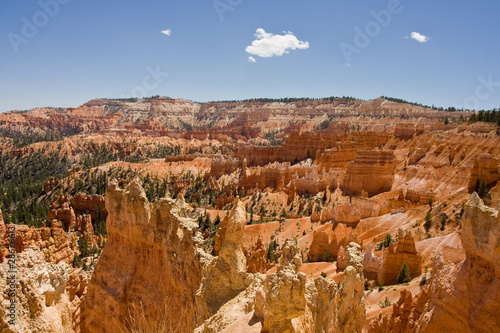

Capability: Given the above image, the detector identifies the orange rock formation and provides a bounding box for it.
[82,179,203,332]
[378,229,422,285]
[369,193,500,332]
[244,236,267,273]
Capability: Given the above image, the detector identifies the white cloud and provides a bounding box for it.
[245,28,309,58]
[344,62,352,67]
[248,56,256,63]
[410,32,430,43]
[161,29,172,36]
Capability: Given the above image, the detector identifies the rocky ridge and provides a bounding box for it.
[368,193,500,332]
[82,180,366,333]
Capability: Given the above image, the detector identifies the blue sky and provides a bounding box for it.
[1,0,499,112]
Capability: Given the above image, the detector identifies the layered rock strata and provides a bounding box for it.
[378,229,422,285]
[82,180,366,333]
[369,193,500,332]
[82,179,204,332]
[342,150,396,197]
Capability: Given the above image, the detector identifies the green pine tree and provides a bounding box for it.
[397,263,411,284]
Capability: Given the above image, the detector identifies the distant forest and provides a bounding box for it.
[207,96,356,103]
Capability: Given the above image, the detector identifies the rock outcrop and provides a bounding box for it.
[394,123,416,140]
[0,221,76,265]
[423,192,500,332]
[198,240,366,333]
[80,179,368,333]
[308,231,340,262]
[74,215,96,248]
[342,150,396,197]
[378,229,422,285]
[196,197,251,320]
[405,189,436,205]
[363,243,381,281]
[369,193,500,332]
[368,288,425,333]
[254,239,307,331]
[210,156,241,179]
[43,177,60,194]
[308,229,358,262]
[71,193,107,222]
[0,247,87,333]
[48,196,76,232]
[244,236,267,274]
[82,179,203,333]
[337,243,366,333]
[468,153,500,191]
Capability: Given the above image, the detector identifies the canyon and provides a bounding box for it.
[0,96,499,332]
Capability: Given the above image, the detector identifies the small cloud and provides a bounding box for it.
[161,29,172,36]
[344,62,352,67]
[245,28,309,58]
[410,32,430,43]
[248,56,256,63]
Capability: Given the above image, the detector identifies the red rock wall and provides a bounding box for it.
[342,150,396,197]
[468,153,500,190]
[82,180,203,333]
[377,230,421,285]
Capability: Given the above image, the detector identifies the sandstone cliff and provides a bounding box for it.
[196,197,251,321]
[81,180,367,333]
[196,240,366,333]
[422,193,500,332]
[82,178,204,332]
[0,247,87,333]
[378,229,421,285]
[369,193,500,332]
[0,221,76,265]
[342,150,396,197]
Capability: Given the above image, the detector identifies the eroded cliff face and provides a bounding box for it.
[342,150,396,197]
[197,240,366,333]
[0,220,77,266]
[0,205,89,333]
[378,229,421,285]
[81,180,366,333]
[81,178,204,332]
[423,193,500,332]
[254,240,307,332]
[0,247,88,333]
[369,193,500,332]
[196,197,252,321]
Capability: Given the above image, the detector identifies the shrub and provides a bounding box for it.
[424,211,432,231]
[440,217,447,231]
[121,297,183,333]
[420,266,429,286]
[320,272,327,278]
[78,237,90,257]
[379,297,392,309]
[419,275,427,286]
[266,240,279,263]
[478,180,488,198]
[72,253,82,268]
[382,233,392,248]
[398,263,411,284]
